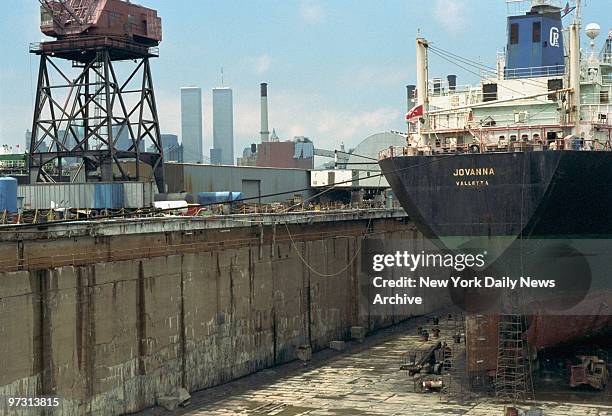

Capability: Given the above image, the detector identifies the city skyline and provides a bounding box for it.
[0,1,608,154]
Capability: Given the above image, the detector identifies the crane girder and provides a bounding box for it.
[38,0,100,33]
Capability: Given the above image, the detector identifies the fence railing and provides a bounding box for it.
[504,65,565,79]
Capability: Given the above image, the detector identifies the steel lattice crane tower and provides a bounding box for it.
[29,0,165,191]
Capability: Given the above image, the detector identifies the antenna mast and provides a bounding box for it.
[569,0,581,135]
[575,0,581,24]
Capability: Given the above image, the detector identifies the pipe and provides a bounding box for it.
[569,21,581,135]
[260,83,270,142]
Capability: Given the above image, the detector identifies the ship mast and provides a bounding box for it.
[416,36,429,144]
[569,0,581,135]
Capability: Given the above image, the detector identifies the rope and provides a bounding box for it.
[278,163,384,277]
[282,221,365,278]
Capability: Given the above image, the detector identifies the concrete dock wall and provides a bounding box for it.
[0,212,448,415]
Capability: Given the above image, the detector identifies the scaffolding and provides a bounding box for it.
[495,311,534,402]
[443,313,471,401]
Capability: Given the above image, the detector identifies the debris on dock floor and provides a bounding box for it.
[138,316,612,416]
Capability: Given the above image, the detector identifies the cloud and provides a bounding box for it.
[345,65,410,89]
[433,0,468,33]
[232,88,402,152]
[299,2,326,25]
[240,54,272,76]
[245,54,272,75]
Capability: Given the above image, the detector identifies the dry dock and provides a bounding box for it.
[0,208,449,415]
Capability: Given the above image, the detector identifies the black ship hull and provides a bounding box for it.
[379,151,612,239]
[380,150,612,351]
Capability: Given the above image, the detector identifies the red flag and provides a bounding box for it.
[406,104,424,122]
[562,2,575,17]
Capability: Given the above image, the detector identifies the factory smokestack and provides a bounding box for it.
[260,83,270,143]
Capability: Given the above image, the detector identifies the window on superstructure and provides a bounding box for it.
[600,91,609,104]
[548,79,563,101]
[510,24,519,45]
[533,22,541,43]
[483,83,498,102]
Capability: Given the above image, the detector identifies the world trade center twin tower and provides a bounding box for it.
[180,86,234,165]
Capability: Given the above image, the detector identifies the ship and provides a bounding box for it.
[378,0,612,389]
[380,0,612,243]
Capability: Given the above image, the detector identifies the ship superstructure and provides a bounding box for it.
[402,0,611,157]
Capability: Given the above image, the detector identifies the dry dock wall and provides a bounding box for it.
[0,212,447,415]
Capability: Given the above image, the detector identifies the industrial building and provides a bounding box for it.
[211,87,235,165]
[310,132,405,189]
[256,135,315,169]
[181,87,204,163]
[115,125,145,153]
[160,134,183,162]
[18,181,155,210]
[164,162,312,204]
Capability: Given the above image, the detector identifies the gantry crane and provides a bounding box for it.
[29,0,165,191]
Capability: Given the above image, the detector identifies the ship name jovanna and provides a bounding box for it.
[453,167,495,187]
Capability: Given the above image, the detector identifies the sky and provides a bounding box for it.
[0,0,608,156]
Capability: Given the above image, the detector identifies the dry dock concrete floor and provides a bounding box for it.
[139,316,612,416]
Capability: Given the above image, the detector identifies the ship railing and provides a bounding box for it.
[379,138,612,159]
[602,74,612,85]
[379,146,403,159]
[504,65,565,79]
[580,92,612,105]
[582,108,612,126]
[428,82,478,97]
[463,111,560,127]
[481,138,610,152]
[505,0,563,16]
[582,104,612,122]
[600,52,612,65]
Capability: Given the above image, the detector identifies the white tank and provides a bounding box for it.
[585,23,601,40]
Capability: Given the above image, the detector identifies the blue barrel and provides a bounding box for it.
[197,192,243,206]
[94,183,125,209]
[0,177,18,213]
[570,138,582,150]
